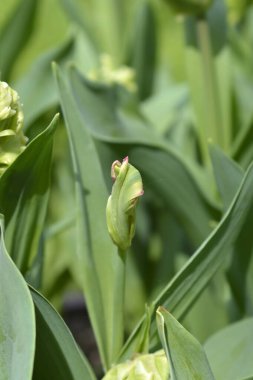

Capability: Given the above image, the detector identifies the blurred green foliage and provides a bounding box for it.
[1,0,253,379]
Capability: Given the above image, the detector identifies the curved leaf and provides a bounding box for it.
[205,318,253,380]
[0,114,58,276]
[68,67,217,246]
[0,216,35,380]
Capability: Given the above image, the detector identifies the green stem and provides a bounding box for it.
[196,13,224,157]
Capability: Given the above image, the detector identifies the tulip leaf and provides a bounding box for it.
[0,114,58,277]
[205,318,253,380]
[156,307,215,380]
[0,0,38,80]
[54,64,125,370]
[68,66,216,246]
[30,287,96,380]
[0,215,35,380]
[119,162,253,361]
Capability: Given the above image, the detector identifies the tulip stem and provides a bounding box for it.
[196,13,224,154]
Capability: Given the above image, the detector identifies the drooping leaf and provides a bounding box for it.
[0,0,38,80]
[54,64,125,370]
[205,318,253,380]
[0,114,58,276]
[68,67,217,246]
[0,215,35,380]
[30,287,96,380]
[156,307,214,379]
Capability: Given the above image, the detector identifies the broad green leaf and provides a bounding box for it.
[68,67,216,246]
[210,144,243,211]
[156,307,214,379]
[119,162,253,361]
[129,0,156,100]
[0,0,38,80]
[54,65,125,370]
[30,287,96,380]
[205,318,253,380]
[0,114,58,275]
[0,215,35,380]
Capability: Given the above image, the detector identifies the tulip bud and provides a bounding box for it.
[164,0,213,15]
[0,81,27,175]
[88,54,137,93]
[102,350,169,380]
[106,157,144,252]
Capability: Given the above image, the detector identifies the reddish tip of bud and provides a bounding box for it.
[123,156,129,163]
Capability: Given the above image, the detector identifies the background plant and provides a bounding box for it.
[1,0,253,379]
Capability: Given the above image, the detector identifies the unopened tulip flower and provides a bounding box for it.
[0,81,27,175]
[102,350,169,380]
[106,157,144,252]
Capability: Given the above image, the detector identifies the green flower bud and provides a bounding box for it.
[88,54,137,93]
[106,157,144,252]
[102,350,169,380]
[0,81,27,175]
[164,0,213,15]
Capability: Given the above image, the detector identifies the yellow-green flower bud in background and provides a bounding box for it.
[106,157,144,252]
[0,81,27,175]
[102,350,169,380]
[88,54,137,93]
[163,0,213,15]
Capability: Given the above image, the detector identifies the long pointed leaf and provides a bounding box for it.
[54,65,125,370]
